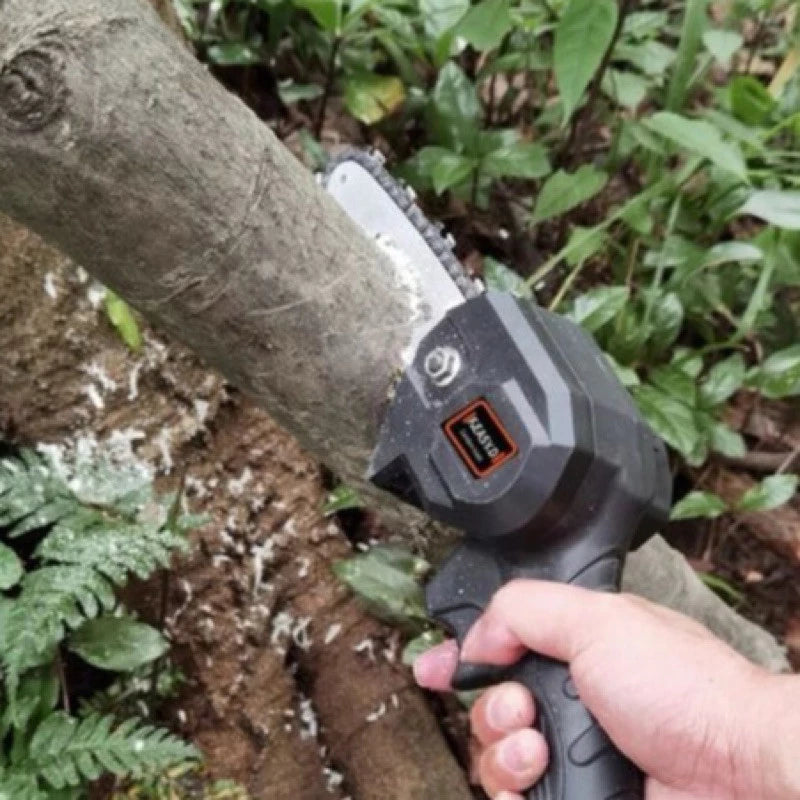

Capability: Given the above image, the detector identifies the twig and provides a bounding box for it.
[56,649,71,716]
[149,468,188,706]
[745,11,767,75]
[315,35,342,139]
[486,31,514,126]
[721,451,800,474]
[777,446,800,475]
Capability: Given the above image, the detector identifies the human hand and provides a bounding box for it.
[414,580,799,800]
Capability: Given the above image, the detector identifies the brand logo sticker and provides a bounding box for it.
[443,399,518,478]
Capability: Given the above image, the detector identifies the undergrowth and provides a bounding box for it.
[0,447,203,799]
[173,0,800,524]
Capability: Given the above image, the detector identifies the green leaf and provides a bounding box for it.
[565,226,607,267]
[401,629,446,666]
[3,566,116,674]
[300,130,327,170]
[605,354,640,388]
[623,11,668,39]
[323,485,365,516]
[703,241,763,267]
[333,546,430,628]
[702,29,743,66]
[729,76,775,125]
[482,142,551,180]
[206,42,263,66]
[420,0,470,40]
[531,166,608,224]
[567,286,629,333]
[68,617,168,672]
[104,292,142,353]
[671,491,728,520]
[649,364,697,403]
[602,69,649,109]
[554,0,618,123]
[0,543,23,591]
[620,192,654,235]
[29,712,198,790]
[699,354,746,407]
[666,0,707,111]
[738,191,800,230]
[294,0,343,32]
[455,0,513,52]
[614,41,676,77]
[748,345,800,398]
[710,422,747,458]
[643,112,748,182]
[428,63,481,152]
[736,475,799,513]
[699,572,744,606]
[672,348,704,379]
[344,74,406,125]
[429,149,477,194]
[648,292,684,355]
[278,81,323,104]
[733,260,774,343]
[633,385,701,459]
[484,257,532,298]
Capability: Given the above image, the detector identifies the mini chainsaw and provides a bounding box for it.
[323,149,672,800]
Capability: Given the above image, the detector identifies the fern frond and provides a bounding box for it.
[25,713,199,791]
[0,452,73,535]
[1,568,115,674]
[0,768,48,800]
[36,519,185,584]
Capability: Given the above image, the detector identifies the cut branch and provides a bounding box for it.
[0,0,418,503]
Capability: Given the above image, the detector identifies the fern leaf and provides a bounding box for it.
[36,520,185,584]
[0,452,74,534]
[26,713,199,791]
[2,568,115,674]
[0,769,48,800]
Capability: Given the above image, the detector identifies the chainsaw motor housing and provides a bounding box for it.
[370,290,671,553]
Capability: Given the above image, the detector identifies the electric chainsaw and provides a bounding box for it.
[323,149,672,800]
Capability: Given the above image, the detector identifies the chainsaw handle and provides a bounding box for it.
[427,538,643,800]
[497,650,641,800]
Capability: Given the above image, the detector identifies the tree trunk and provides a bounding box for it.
[0,0,417,497]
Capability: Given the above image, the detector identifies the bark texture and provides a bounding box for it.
[0,0,418,496]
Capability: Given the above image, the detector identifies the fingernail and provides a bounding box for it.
[498,730,539,775]
[413,641,458,689]
[486,685,526,731]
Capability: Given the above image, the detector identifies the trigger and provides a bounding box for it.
[426,542,509,692]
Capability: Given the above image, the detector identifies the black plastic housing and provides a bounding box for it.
[369,292,672,800]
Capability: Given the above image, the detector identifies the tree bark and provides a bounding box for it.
[0,0,418,497]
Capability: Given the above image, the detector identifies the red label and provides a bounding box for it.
[443,399,519,478]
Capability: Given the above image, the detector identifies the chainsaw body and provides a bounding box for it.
[324,151,672,800]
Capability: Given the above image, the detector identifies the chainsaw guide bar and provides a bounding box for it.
[322,148,481,302]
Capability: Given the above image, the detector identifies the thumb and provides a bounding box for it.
[461,580,617,666]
